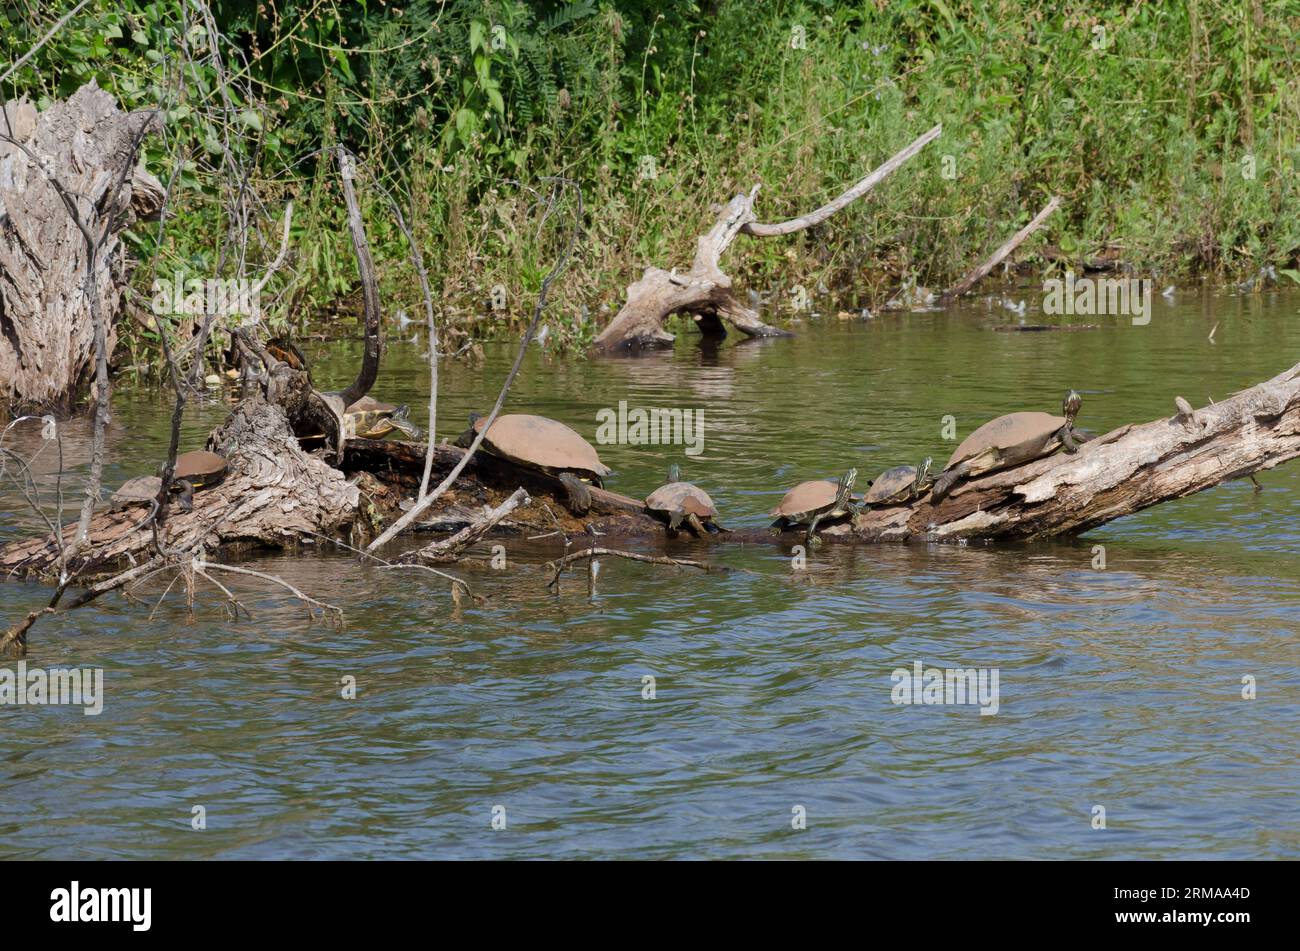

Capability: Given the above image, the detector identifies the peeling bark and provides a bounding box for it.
[0,83,163,414]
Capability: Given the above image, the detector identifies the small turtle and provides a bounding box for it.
[110,475,163,511]
[266,337,309,372]
[644,464,724,536]
[930,391,1088,503]
[456,413,611,515]
[769,468,859,547]
[863,457,934,507]
[344,396,422,440]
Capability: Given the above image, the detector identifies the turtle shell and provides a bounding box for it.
[473,414,610,477]
[173,450,228,486]
[864,465,919,505]
[769,479,840,518]
[347,395,395,415]
[110,475,162,509]
[945,411,1065,468]
[645,482,718,519]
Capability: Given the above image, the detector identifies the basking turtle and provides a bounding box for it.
[645,464,724,536]
[344,396,422,440]
[769,468,859,546]
[929,391,1087,502]
[456,413,611,515]
[110,476,163,512]
[109,449,228,513]
[864,457,934,507]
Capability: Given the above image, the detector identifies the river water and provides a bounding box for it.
[2,287,1298,859]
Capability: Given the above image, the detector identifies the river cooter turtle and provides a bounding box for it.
[863,457,934,507]
[929,391,1087,503]
[456,413,611,515]
[768,468,859,546]
[644,464,724,536]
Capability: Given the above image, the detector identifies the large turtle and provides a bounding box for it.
[929,391,1088,502]
[456,413,611,515]
[645,464,724,536]
[110,449,228,513]
[769,468,859,546]
[864,457,933,507]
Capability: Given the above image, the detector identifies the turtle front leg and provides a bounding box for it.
[558,472,592,515]
[1060,425,1090,453]
[929,463,968,503]
[175,479,195,514]
[667,511,684,535]
[769,518,787,536]
[685,513,708,537]
[805,513,824,547]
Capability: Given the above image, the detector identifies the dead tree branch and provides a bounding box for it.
[940,195,1062,301]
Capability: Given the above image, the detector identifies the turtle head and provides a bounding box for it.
[839,468,858,493]
[917,456,933,485]
[1062,390,1082,423]
[467,412,483,427]
[667,463,681,484]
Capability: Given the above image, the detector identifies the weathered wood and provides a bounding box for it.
[851,361,1300,541]
[940,195,1061,302]
[1,397,359,578]
[593,124,942,353]
[0,83,163,413]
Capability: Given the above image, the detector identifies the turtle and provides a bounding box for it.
[109,449,228,513]
[644,464,724,536]
[343,396,422,440]
[266,337,310,372]
[768,468,859,546]
[929,391,1088,503]
[110,475,163,512]
[863,457,934,507]
[455,413,611,515]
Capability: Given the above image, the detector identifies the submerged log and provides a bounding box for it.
[0,82,163,414]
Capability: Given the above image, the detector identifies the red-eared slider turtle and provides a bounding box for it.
[644,464,724,536]
[769,468,859,546]
[109,449,228,513]
[344,396,422,440]
[929,391,1087,502]
[456,413,611,515]
[864,457,934,507]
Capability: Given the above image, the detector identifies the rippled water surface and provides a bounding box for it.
[2,287,1299,859]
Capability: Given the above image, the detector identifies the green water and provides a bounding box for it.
[2,287,1299,859]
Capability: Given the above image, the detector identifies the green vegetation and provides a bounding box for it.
[4,0,1299,358]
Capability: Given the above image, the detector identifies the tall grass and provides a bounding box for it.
[4,0,1299,358]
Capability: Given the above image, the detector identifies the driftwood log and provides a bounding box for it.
[0,82,163,413]
[592,124,942,352]
[5,361,1299,578]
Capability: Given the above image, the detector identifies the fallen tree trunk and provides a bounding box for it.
[851,361,1300,541]
[5,361,1298,578]
[592,124,942,353]
[1,397,358,578]
[0,82,163,414]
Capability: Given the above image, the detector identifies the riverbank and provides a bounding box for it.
[5,2,1298,367]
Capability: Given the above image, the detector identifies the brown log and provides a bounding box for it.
[0,83,162,414]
